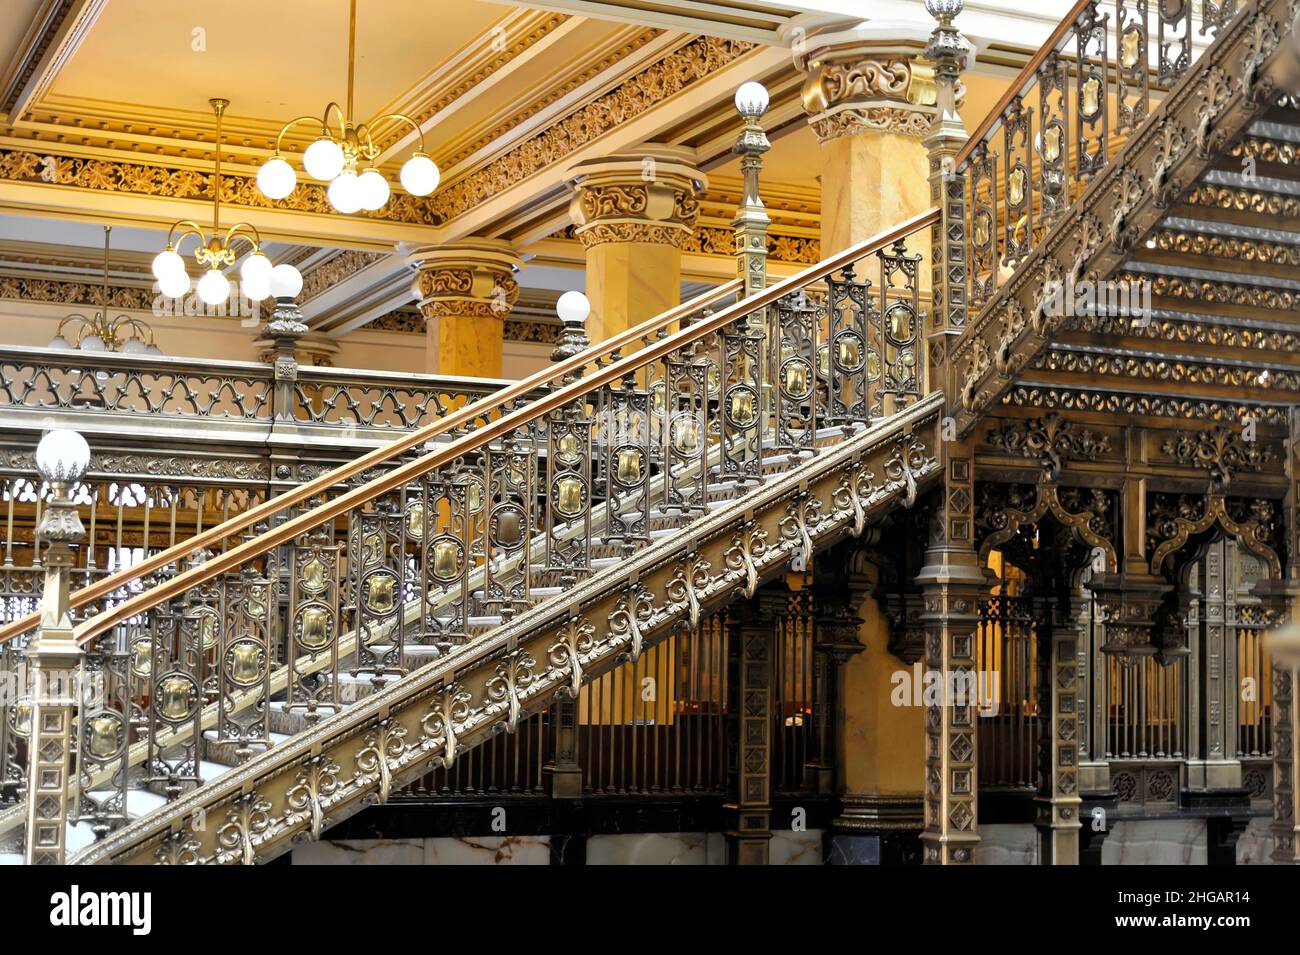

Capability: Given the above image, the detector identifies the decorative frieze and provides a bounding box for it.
[984,411,1112,474]
[1160,425,1277,490]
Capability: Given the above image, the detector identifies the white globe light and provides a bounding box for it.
[36,428,91,483]
[357,168,391,210]
[196,268,231,306]
[47,334,74,350]
[120,338,149,355]
[256,156,297,199]
[327,170,363,213]
[270,263,303,299]
[734,81,769,118]
[152,248,185,281]
[240,251,273,287]
[158,269,190,299]
[79,335,106,352]
[303,136,345,181]
[556,290,591,325]
[399,153,439,196]
[242,278,271,302]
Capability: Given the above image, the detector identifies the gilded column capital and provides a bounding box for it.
[567,145,706,250]
[407,238,522,321]
[796,22,964,142]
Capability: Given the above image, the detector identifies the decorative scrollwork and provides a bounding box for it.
[985,412,1111,477]
[286,755,341,842]
[608,583,655,662]
[355,719,408,801]
[1160,425,1276,491]
[723,520,769,598]
[215,792,272,866]
[420,686,471,770]
[484,650,537,734]
[547,616,597,699]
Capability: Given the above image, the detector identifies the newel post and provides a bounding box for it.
[24,429,90,865]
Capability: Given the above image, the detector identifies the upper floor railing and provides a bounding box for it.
[952,0,1230,312]
[0,344,513,440]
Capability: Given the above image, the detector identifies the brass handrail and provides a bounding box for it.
[0,280,741,647]
[68,208,939,648]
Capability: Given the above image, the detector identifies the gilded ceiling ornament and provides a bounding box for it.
[299,250,385,303]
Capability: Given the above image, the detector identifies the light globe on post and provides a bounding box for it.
[270,263,304,301]
[551,290,592,362]
[36,429,91,486]
[734,81,769,119]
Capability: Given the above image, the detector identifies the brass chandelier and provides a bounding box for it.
[151,98,288,306]
[254,0,439,213]
[49,225,161,355]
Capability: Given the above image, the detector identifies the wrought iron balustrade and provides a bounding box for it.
[3,210,942,863]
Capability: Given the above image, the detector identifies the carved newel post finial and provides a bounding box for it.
[25,429,90,865]
[924,0,970,135]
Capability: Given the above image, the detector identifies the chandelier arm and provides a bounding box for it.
[113,316,156,344]
[166,221,208,251]
[322,102,348,136]
[372,112,428,156]
[223,221,263,254]
[273,113,339,155]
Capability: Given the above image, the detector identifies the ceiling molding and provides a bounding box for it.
[0,0,105,122]
[496,0,803,46]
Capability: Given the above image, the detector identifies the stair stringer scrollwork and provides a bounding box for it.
[950,0,1300,436]
[74,394,945,865]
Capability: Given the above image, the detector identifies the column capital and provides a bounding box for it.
[567,145,706,250]
[407,238,522,321]
[796,21,963,143]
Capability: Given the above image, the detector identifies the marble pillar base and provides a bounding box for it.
[1101,820,1207,865]
[1235,816,1275,864]
[825,830,922,865]
[292,835,551,865]
[975,824,1038,865]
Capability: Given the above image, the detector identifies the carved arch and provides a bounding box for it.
[1148,493,1282,580]
[977,479,1119,572]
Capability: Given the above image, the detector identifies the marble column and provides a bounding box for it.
[796,21,951,253]
[567,145,705,345]
[408,239,522,378]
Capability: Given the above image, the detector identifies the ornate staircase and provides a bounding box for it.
[3,0,1300,865]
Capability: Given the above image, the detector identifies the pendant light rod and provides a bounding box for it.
[210,97,228,236]
[346,0,357,123]
[100,225,110,319]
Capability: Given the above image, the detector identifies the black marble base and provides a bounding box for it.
[825,830,922,865]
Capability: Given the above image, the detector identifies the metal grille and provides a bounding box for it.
[1105,654,1185,759]
[976,589,1039,788]
[772,590,814,794]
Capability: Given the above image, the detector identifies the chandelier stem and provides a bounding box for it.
[346,0,357,124]
[209,98,229,237]
[100,225,110,324]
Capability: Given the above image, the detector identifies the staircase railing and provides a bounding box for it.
[942,0,1274,435]
[0,282,741,651]
[10,208,937,861]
